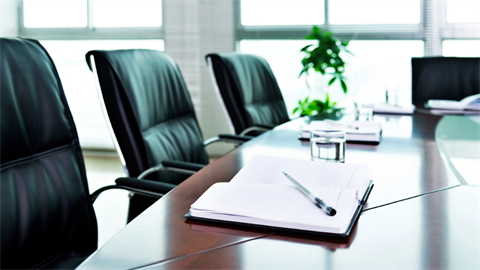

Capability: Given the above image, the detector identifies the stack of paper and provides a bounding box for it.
[188,155,373,236]
[361,103,416,114]
[373,103,416,114]
[301,120,382,143]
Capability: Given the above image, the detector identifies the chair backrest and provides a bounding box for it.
[85,50,208,184]
[206,53,290,135]
[1,38,97,269]
[412,57,480,104]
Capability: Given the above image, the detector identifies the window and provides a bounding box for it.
[442,40,480,57]
[22,0,162,30]
[239,40,424,113]
[238,0,478,116]
[23,0,87,28]
[446,0,480,23]
[241,0,324,26]
[238,0,425,114]
[329,0,421,25]
[92,0,162,28]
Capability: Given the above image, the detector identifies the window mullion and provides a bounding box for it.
[324,0,329,28]
[424,0,442,56]
[87,0,94,30]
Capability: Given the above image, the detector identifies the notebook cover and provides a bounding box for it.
[185,180,374,238]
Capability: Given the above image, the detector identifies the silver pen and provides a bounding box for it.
[282,171,337,216]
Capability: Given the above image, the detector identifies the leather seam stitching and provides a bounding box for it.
[0,143,77,170]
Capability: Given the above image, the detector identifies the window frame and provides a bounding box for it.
[236,0,425,41]
[234,0,479,53]
[18,0,164,40]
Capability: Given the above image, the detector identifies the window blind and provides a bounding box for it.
[164,0,237,157]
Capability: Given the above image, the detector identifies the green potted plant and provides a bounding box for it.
[293,26,352,119]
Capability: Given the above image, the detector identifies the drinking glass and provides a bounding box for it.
[310,129,346,163]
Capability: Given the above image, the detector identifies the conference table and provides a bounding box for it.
[77,110,479,269]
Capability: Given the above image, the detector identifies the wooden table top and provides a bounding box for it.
[140,185,480,270]
[77,112,479,270]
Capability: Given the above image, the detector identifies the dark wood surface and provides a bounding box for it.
[77,112,478,269]
[140,186,480,270]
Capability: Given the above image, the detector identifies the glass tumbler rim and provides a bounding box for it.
[310,129,346,139]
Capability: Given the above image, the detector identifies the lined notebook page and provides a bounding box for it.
[191,183,357,225]
[230,155,369,198]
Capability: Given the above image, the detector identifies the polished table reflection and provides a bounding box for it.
[77,112,480,269]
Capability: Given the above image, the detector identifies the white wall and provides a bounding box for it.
[0,0,19,37]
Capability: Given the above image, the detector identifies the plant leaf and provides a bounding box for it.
[328,77,336,86]
[340,79,348,93]
[300,44,313,52]
[312,25,321,35]
[292,107,299,114]
[298,68,308,78]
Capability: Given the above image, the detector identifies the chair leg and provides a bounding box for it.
[126,194,160,223]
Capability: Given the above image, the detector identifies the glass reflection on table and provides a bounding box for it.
[435,115,480,185]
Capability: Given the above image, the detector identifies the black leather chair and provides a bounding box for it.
[206,53,290,136]
[412,57,480,104]
[85,50,251,221]
[0,37,177,269]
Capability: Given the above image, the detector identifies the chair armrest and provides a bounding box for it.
[204,134,254,146]
[137,161,205,179]
[219,134,255,143]
[115,177,176,194]
[239,125,275,136]
[162,160,205,172]
[90,177,176,203]
[253,124,277,129]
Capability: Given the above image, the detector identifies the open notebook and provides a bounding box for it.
[187,155,374,237]
[300,120,382,143]
[427,93,480,111]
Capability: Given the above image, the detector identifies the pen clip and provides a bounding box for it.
[314,197,323,209]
